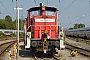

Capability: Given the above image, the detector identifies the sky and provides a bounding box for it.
[0,0,90,29]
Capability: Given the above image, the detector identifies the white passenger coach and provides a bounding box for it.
[0,29,23,35]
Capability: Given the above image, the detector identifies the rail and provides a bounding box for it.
[32,55,59,60]
[30,50,59,60]
[0,41,15,56]
[0,38,23,56]
[65,42,90,57]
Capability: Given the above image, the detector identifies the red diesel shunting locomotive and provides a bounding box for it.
[24,3,65,55]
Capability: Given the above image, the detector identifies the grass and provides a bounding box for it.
[0,36,16,41]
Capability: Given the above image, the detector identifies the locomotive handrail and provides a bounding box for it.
[26,25,60,38]
[27,24,61,27]
[27,25,60,30]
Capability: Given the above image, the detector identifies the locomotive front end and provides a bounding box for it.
[24,3,65,55]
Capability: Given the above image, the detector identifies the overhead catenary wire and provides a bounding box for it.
[74,4,89,20]
[89,0,90,3]
[59,0,60,2]
[0,0,15,18]
[34,0,36,6]
[77,0,90,18]
[0,1,12,15]
[12,0,13,2]
[59,0,76,15]
[64,0,90,27]
[58,0,76,26]
[73,1,90,25]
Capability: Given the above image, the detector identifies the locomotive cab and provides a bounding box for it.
[24,3,65,54]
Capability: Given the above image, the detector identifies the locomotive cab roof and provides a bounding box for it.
[27,3,58,12]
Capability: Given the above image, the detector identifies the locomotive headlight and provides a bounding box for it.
[55,41,60,47]
[31,41,37,47]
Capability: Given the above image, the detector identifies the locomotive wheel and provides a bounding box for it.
[49,45,56,56]
[30,47,36,56]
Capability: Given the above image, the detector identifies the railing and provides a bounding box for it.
[27,25,59,38]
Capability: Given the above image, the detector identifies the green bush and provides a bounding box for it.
[0,32,5,37]
[19,32,24,37]
[10,33,16,37]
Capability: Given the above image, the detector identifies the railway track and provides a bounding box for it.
[65,42,90,57]
[30,51,59,60]
[33,56,59,60]
[0,41,15,56]
[0,38,23,56]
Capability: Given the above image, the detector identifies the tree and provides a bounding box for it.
[78,24,85,28]
[74,23,85,29]
[69,28,73,30]
[74,24,79,29]
[19,19,25,30]
[69,23,85,30]
[0,15,25,30]
[5,15,12,22]
[4,15,12,29]
[0,19,7,29]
